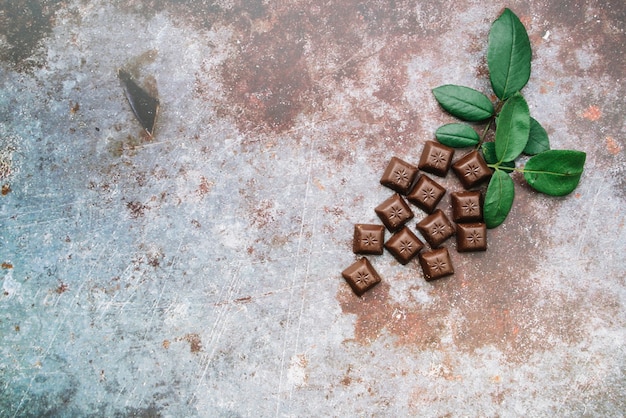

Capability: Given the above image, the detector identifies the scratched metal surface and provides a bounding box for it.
[1,0,625,416]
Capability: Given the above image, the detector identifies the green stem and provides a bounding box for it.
[476,100,504,150]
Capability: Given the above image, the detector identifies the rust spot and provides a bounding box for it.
[126,201,147,218]
[582,105,602,121]
[196,176,214,197]
[184,333,202,353]
[1,262,13,269]
[69,101,80,114]
[55,282,69,294]
[234,296,252,303]
[220,10,317,134]
[606,136,622,155]
[162,339,170,349]
[1,184,11,195]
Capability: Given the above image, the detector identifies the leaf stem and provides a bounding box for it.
[476,100,504,149]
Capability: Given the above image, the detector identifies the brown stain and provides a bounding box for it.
[1,184,10,195]
[1,262,13,269]
[582,105,602,121]
[605,136,622,155]
[55,282,69,294]
[126,201,147,218]
[183,333,202,353]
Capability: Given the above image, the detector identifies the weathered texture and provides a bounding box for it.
[1,0,624,416]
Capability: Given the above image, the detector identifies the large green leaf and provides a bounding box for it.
[484,169,515,229]
[432,85,494,122]
[495,92,530,162]
[435,123,480,148]
[523,117,550,155]
[487,8,532,100]
[482,142,515,172]
[523,150,586,196]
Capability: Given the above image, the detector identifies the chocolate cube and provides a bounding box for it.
[418,248,454,281]
[380,156,419,195]
[416,209,455,247]
[384,226,424,265]
[353,224,385,255]
[456,223,487,252]
[375,194,414,232]
[451,191,483,222]
[452,150,492,189]
[418,141,454,177]
[406,174,446,214]
[341,257,382,296]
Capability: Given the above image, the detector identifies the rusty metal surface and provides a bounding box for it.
[1,0,624,416]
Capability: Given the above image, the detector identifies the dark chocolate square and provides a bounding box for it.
[406,175,446,213]
[384,226,424,265]
[456,223,487,252]
[418,141,454,177]
[451,190,483,222]
[380,156,419,195]
[341,257,382,296]
[353,224,385,255]
[416,209,455,247]
[375,194,414,232]
[418,248,454,281]
[452,150,492,189]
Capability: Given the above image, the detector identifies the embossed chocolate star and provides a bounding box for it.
[456,223,487,252]
[406,174,446,214]
[451,150,492,189]
[451,190,483,222]
[380,156,419,195]
[418,141,454,177]
[353,224,385,255]
[375,194,414,232]
[416,209,455,247]
[384,226,424,265]
[418,248,454,281]
[341,257,382,295]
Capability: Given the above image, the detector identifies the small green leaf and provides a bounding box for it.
[523,150,586,196]
[432,85,494,122]
[484,169,515,229]
[435,123,480,148]
[495,92,530,162]
[523,117,550,155]
[482,142,515,172]
[487,8,532,100]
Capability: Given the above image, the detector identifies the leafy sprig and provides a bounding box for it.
[432,8,586,228]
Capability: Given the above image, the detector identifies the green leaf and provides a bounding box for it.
[523,117,550,155]
[523,150,586,196]
[435,123,480,148]
[484,169,515,228]
[482,142,515,172]
[487,8,532,100]
[495,92,530,162]
[432,85,494,122]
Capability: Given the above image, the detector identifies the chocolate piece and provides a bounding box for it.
[384,226,424,265]
[452,150,492,189]
[418,141,454,177]
[380,156,419,195]
[451,190,483,222]
[353,224,385,255]
[406,175,446,214]
[416,209,455,247]
[341,257,382,295]
[418,248,454,281]
[375,194,414,232]
[456,223,487,252]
